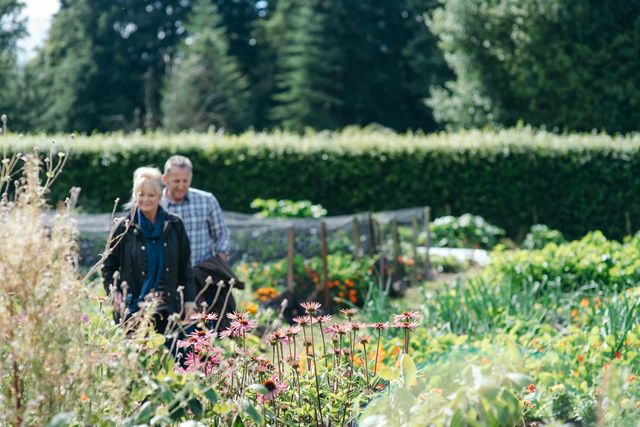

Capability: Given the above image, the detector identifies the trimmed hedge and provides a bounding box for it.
[4,127,640,239]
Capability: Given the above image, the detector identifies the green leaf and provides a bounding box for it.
[232,415,245,427]
[243,400,264,426]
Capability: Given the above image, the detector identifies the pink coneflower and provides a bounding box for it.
[257,376,288,404]
[286,355,301,369]
[176,351,202,374]
[226,311,250,321]
[301,301,322,314]
[371,322,390,330]
[393,310,421,323]
[316,314,332,324]
[357,335,371,345]
[283,325,302,337]
[349,321,366,333]
[340,308,359,319]
[293,315,313,326]
[324,323,352,336]
[394,321,419,330]
[253,355,274,373]
[190,312,219,322]
[264,332,278,346]
[219,318,257,338]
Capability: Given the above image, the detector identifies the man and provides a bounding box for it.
[161,155,230,266]
[161,155,238,325]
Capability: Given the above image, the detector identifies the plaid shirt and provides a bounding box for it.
[161,188,230,266]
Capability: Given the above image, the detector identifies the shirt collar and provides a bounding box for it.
[162,188,191,205]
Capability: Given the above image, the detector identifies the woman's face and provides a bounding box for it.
[137,185,161,219]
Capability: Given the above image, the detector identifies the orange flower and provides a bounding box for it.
[480,356,490,365]
[580,298,589,307]
[432,387,443,394]
[345,279,355,288]
[577,354,584,363]
[615,351,622,360]
[594,297,601,309]
[80,393,88,402]
[338,291,345,298]
[528,383,536,393]
[240,301,258,315]
[627,375,636,383]
[571,309,578,318]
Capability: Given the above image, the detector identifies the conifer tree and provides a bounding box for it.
[269,0,341,132]
[162,0,251,132]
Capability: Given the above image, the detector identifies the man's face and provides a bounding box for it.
[163,167,192,203]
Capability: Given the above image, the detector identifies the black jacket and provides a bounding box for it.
[102,209,195,314]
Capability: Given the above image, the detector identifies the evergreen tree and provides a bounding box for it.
[429,0,640,132]
[269,0,341,132]
[162,0,251,132]
[0,0,25,129]
[24,0,97,132]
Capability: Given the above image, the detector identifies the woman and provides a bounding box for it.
[102,166,196,333]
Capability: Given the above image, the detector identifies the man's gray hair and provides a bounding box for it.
[164,155,193,176]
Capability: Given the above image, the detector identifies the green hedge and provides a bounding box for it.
[4,127,640,239]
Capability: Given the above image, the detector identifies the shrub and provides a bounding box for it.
[430,213,504,249]
[522,224,566,249]
[5,128,640,240]
[250,197,327,218]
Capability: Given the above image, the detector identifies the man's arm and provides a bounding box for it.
[207,194,231,257]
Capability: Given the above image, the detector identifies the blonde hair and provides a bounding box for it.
[124,166,163,209]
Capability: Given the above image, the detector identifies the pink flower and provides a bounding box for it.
[394,321,419,330]
[220,318,257,338]
[257,376,287,404]
[340,308,359,319]
[371,322,390,330]
[190,312,219,322]
[293,315,314,326]
[283,325,302,337]
[316,314,333,324]
[324,323,352,336]
[393,311,421,323]
[300,301,322,314]
[226,311,250,321]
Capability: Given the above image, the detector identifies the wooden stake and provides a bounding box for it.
[352,216,360,259]
[287,226,295,292]
[320,222,330,308]
[412,215,418,283]
[423,207,432,280]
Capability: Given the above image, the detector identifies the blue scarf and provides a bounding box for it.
[132,207,166,312]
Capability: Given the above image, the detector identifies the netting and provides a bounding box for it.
[75,206,432,269]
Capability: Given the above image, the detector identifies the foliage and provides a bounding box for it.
[0,146,221,426]
[268,0,342,132]
[429,0,640,133]
[162,0,252,133]
[429,213,504,249]
[430,254,468,273]
[522,224,566,250]
[237,253,377,310]
[360,351,530,426]
[6,128,640,240]
[250,197,327,218]
[488,231,640,293]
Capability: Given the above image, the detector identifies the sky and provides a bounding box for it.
[17,0,60,61]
